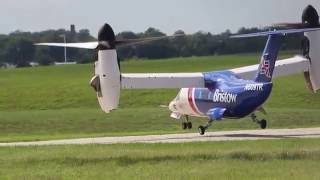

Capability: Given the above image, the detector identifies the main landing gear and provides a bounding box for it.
[251,113,267,129]
[198,120,213,135]
[182,115,192,130]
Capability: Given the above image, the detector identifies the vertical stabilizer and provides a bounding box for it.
[255,35,283,82]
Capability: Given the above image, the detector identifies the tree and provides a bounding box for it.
[117,31,139,59]
[0,26,304,66]
[35,47,54,65]
[5,38,35,67]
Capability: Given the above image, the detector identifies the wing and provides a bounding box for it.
[121,73,204,89]
[121,55,312,89]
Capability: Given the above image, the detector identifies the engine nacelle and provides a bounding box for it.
[91,50,120,113]
[302,5,320,92]
[304,31,320,92]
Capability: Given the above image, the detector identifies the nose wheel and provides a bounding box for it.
[182,122,192,129]
[198,126,206,135]
[182,115,192,130]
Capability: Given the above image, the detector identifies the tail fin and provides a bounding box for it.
[255,34,283,82]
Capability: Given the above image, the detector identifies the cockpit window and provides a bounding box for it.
[174,94,180,101]
[174,90,182,101]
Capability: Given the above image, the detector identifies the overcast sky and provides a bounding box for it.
[0,0,319,37]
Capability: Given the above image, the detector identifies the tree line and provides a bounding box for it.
[0,26,304,67]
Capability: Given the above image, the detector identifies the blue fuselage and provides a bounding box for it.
[193,80,272,118]
[171,71,273,119]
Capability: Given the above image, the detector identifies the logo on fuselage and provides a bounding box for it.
[213,89,237,104]
[244,83,264,91]
[260,54,271,78]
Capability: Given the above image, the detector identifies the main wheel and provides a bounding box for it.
[187,122,192,129]
[260,119,267,129]
[182,122,187,130]
[198,126,206,135]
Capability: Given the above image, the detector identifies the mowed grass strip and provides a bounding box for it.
[0,107,319,142]
[0,138,319,179]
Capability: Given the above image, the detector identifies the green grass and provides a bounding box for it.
[0,138,319,179]
[1,54,320,178]
[0,108,319,142]
[1,55,258,110]
[1,54,320,142]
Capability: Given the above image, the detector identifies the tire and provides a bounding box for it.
[187,122,192,129]
[182,123,187,130]
[260,119,267,129]
[198,126,205,135]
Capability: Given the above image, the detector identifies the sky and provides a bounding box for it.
[0,0,319,37]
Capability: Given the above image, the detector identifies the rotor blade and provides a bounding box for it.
[231,27,320,38]
[35,42,99,49]
[35,34,185,49]
[272,22,306,28]
[115,34,185,47]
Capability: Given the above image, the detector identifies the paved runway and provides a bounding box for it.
[1,127,320,147]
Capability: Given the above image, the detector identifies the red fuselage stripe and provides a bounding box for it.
[188,88,200,115]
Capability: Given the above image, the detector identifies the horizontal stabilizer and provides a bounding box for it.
[231,28,320,38]
[231,56,310,79]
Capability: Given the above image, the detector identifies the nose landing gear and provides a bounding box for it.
[182,115,192,130]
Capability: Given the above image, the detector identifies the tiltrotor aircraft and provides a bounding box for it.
[36,5,320,135]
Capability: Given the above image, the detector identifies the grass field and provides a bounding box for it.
[0,138,319,179]
[0,54,320,142]
[1,54,320,179]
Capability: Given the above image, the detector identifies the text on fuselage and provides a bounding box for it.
[213,90,237,103]
[244,83,263,91]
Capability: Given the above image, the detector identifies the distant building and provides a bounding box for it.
[70,24,77,42]
[29,62,40,67]
[54,62,77,65]
[1,63,16,69]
